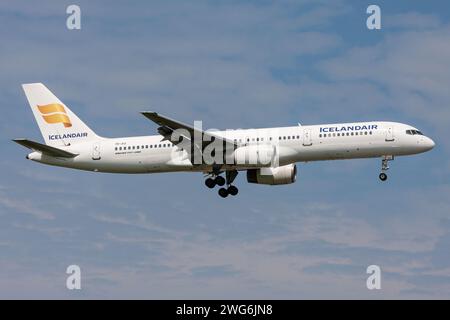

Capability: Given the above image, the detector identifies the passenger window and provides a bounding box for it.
[369,131,372,135]
[319,134,322,138]
[346,132,349,136]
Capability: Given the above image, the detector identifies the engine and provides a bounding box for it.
[247,164,297,185]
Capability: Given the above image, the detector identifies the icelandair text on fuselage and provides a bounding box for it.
[49,132,88,140]
[320,124,378,133]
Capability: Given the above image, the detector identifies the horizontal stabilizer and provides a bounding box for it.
[12,139,78,158]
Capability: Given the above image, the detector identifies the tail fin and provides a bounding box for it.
[22,83,99,146]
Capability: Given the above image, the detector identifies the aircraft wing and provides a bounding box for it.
[13,139,78,158]
[140,111,236,147]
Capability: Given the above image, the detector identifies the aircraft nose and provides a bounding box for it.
[424,137,435,151]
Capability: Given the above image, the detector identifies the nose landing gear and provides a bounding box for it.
[379,155,393,181]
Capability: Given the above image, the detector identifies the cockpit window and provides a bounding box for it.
[406,129,424,135]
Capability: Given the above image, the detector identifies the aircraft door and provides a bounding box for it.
[92,142,101,160]
[302,128,312,146]
[385,126,395,142]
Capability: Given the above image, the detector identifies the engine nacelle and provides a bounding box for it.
[247,164,297,185]
[232,145,276,167]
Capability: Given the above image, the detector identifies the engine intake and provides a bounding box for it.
[247,164,297,185]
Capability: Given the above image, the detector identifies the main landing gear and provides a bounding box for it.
[379,155,393,182]
[205,170,239,198]
[205,176,225,188]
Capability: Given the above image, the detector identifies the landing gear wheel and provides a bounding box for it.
[215,176,225,186]
[218,188,229,198]
[228,185,238,196]
[205,178,216,188]
[379,173,388,181]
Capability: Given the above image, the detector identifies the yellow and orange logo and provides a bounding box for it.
[37,103,72,128]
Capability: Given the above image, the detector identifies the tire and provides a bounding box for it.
[205,178,216,188]
[215,176,225,186]
[228,185,238,196]
[379,173,387,181]
[218,188,228,198]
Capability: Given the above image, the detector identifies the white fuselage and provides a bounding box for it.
[27,121,435,174]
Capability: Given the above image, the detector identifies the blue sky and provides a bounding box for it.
[0,0,450,299]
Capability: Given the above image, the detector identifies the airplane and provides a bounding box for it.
[14,83,435,198]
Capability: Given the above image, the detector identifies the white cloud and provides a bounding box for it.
[0,193,55,220]
[385,12,441,30]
